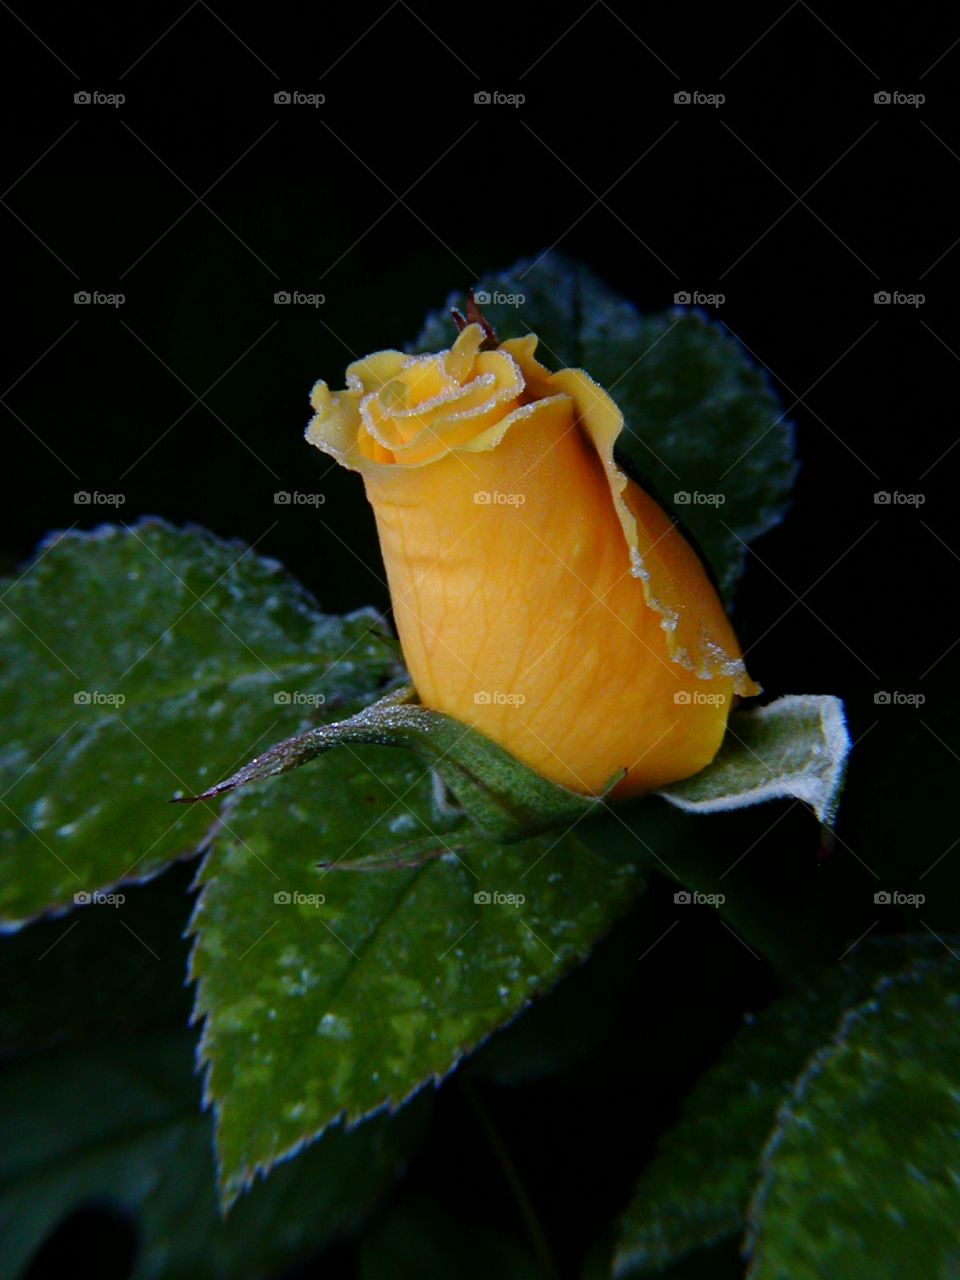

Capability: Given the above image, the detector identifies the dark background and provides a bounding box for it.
[2,2,958,1276]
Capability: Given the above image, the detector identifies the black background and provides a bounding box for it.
[2,2,958,1277]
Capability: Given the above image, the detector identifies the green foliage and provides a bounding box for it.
[660,694,850,827]
[3,256,900,1280]
[748,959,960,1279]
[359,1194,541,1280]
[0,1032,427,1280]
[189,750,640,1205]
[415,253,796,599]
[0,520,395,925]
[178,683,612,844]
[613,937,957,1277]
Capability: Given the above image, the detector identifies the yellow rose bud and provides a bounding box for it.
[306,322,759,797]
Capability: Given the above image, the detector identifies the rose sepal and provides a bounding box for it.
[173,684,620,844]
[175,686,851,859]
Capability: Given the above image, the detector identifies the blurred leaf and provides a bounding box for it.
[0,1031,427,1280]
[0,864,194,1054]
[660,695,851,827]
[190,749,641,1207]
[747,958,960,1280]
[415,253,796,598]
[610,1241,744,1280]
[0,520,395,925]
[359,1193,541,1280]
[579,799,840,978]
[612,935,954,1277]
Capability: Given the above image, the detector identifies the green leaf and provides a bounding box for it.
[659,695,851,827]
[189,746,640,1207]
[612,935,954,1277]
[179,684,614,844]
[0,1031,427,1280]
[359,1193,541,1280]
[470,890,651,1086]
[0,520,396,926]
[415,253,796,598]
[747,959,960,1280]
